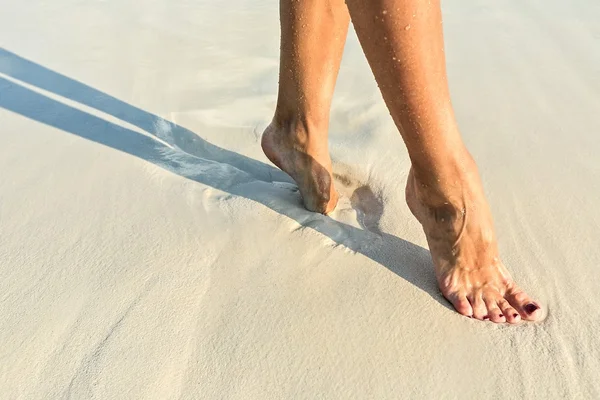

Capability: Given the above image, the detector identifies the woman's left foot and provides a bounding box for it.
[405,156,543,323]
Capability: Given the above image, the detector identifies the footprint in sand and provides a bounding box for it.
[329,168,384,235]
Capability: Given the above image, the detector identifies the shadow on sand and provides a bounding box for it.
[0,47,449,310]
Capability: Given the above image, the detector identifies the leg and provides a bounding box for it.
[345,0,542,322]
[262,0,350,213]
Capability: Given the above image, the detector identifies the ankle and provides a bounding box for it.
[409,152,480,210]
[412,147,477,186]
[272,109,328,145]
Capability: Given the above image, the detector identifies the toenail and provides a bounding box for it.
[498,314,504,318]
[524,304,539,314]
[513,313,519,318]
[483,315,489,320]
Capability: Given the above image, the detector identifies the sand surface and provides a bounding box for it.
[1,0,599,398]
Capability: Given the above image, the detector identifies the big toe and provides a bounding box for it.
[506,287,542,321]
[301,163,338,214]
[324,190,339,214]
[304,188,338,214]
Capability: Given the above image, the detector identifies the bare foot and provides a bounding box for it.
[405,155,542,323]
[261,118,338,214]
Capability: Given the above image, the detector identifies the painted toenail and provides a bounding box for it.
[483,315,489,320]
[498,314,504,318]
[524,304,539,314]
[513,313,518,318]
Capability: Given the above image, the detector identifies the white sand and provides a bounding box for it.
[1,0,599,398]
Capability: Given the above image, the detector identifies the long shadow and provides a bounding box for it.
[0,48,448,310]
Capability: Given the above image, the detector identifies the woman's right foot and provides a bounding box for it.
[261,118,339,214]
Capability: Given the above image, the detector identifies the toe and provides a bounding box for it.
[505,287,542,321]
[469,294,488,320]
[323,190,339,215]
[498,299,521,324]
[448,294,473,317]
[484,296,506,323]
